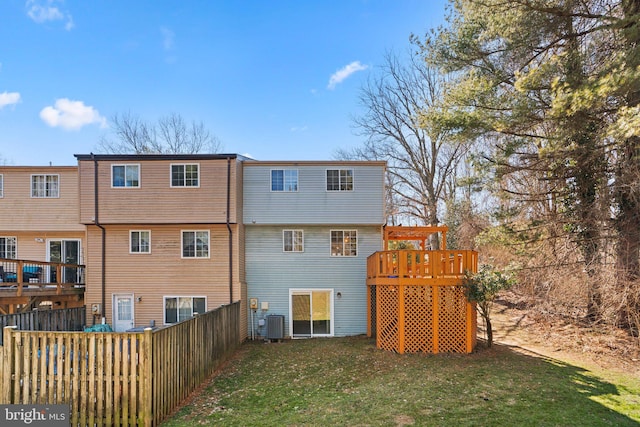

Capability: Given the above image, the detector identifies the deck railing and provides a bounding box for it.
[367,250,478,282]
[0,258,85,296]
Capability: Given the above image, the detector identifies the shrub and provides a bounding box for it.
[464,264,516,347]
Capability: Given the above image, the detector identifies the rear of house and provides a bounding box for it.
[76,154,246,334]
[243,161,386,338]
[0,166,85,312]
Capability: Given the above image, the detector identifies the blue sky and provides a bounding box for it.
[1,0,446,166]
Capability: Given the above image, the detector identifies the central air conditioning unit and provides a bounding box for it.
[266,314,285,340]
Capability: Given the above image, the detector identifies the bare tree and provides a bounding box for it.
[348,50,469,230]
[98,112,222,154]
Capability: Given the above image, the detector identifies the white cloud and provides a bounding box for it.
[290,125,308,133]
[26,0,74,31]
[161,27,175,50]
[0,92,21,109]
[39,98,106,130]
[327,61,368,90]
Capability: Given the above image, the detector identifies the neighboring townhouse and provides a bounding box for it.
[0,166,86,312]
[243,161,386,338]
[75,154,247,334]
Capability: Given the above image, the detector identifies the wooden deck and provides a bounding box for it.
[0,258,85,314]
[366,249,478,354]
[366,249,478,285]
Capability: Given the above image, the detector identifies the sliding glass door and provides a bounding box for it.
[290,289,333,337]
[47,239,81,283]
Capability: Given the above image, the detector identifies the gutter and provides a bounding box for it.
[226,157,233,303]
[92,153,106,320]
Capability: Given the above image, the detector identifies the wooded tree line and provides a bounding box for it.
[351,0,640,333]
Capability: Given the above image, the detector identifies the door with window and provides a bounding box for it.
[113,294,134,332]
[47,239,81,283]
[290,289,333,337]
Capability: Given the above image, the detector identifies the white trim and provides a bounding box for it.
[163,295,207,325]
[0,236,17,259]
[180,230,210,259]
[329,229,358,257]
[129,230,151,254]
[325,168,354,192]
[282,229,304,253]
[46,238,82,283]
[270,168,299,192]
[0,174,3,198]
[30,174,60,198]
[111,163,141,188]
[113,293,135,332]
[289,288,334,338]
[170,163,200,188]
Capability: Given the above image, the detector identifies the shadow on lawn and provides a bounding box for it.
[469,341,639,426]
[163,337,640,426]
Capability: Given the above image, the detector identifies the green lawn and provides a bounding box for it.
[163,336,640,426]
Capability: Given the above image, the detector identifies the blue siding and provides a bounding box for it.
[243,163,385,225]
[245,225,382,337]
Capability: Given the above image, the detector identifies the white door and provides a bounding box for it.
[113,294,134,332]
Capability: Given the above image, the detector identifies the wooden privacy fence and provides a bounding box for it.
[367,250,478,354]
[0,307,86,345]
[1,301,241,426]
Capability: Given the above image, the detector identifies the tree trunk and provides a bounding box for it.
[615,0,640,328]
[485,316,493,348]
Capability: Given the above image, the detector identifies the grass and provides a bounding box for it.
[163,336,640,426]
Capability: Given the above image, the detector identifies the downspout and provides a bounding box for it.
[226,157,233,304]
[92,153,106,320]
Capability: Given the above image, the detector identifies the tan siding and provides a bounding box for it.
[84,224,243,329]
[0,167,83,232]
[78,159,238,224]
[6,231,85,262]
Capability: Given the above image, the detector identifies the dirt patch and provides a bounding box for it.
[487,297,640,378]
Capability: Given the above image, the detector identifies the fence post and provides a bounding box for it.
[2,326,17,404]
[142,328,153,427]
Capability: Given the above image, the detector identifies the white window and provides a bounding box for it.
[31,174,59,198]
[112,164,140,188]
[271,169,298,192]
[182,230,209,258]
[0,237,17,259]
[283,230,304,252]
[290,289,333,337]
[330,230,357,257]
[164,296,206,324]
[171,164,199,187]
[0,174,3,197]
[326,169,353,191]
[130,230,151,254]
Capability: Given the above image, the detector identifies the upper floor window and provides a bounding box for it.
[182,230,209,258]
[271,169,298,192]
[31,174,59,198]
[326,169,353,191]
[112,164,140,188]
[330,230,357,257]
[164,296,206,324]
[0,174,3,197]
[283,230,304,252]
[130,230,151,254]
[0,237,17,259]
[171,164,199,187]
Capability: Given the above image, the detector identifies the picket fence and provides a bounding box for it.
[0,301,241,426]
